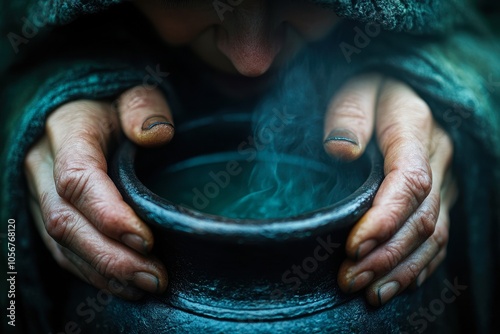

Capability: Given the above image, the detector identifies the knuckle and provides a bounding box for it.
[405,261,422,281]
[121,87,152,111]
[382,243,405,271]
[43,206,75,245]
[90,253,119,278]
[416,211,437,239]
[410,199,439,241]
[377,212,401,240]
[406,186,440,242]
[431,222,449,249]
[53,135,107,202]
[332,95,369,124]
[91,203,119,231]
[401,165,433,204]
[54,158,92,201]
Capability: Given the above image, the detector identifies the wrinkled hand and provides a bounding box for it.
[25,87,174,299]
[323,74,457,306]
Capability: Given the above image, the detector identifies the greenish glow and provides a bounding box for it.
[146,152,360,219]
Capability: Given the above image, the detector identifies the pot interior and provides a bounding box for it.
[136,114,371,220]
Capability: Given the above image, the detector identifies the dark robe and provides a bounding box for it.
[1,1,499,333]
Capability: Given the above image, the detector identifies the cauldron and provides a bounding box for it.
[61,113,456,333]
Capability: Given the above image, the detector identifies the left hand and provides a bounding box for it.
[323,74,458,306]
[24,87,174,299]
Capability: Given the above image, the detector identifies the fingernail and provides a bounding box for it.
[417,269,428,287]
[377,281,400,305]
[142,115,174,131]
[133,272,160,294]
[355,239,378,261]
[121,233,148,255]
[324,128,359,146]
[347,271,374,293]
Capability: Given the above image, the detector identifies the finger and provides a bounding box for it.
[345,79,436,260]
[364,201,451,306]
[24,138,168,294]
[28,193,82,278]
[339,194,440,293]
[117,86,175,147]
[46,101,154,254]
[339,176,442,294]
[415,248,446,288]
[323,73,383,161]
[364,236,439,306]
[28,185,145,300]
[60,246,146,300]
[416,167,457,286]
[25,138,66,260]
[339,124,452,290]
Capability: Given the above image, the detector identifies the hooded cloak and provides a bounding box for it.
[1,1,499,333]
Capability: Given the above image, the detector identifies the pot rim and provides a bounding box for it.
[112,113,384,243]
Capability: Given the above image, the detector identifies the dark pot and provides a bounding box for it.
[62,113,456,333]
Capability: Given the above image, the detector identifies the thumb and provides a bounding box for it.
[323,74,382,161]
[117,86,175,147]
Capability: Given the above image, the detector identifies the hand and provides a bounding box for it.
[24,87,174,299]
[323,74,458,306]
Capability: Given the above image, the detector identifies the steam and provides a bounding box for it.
[219,51,354,219]
[145,45,367,219]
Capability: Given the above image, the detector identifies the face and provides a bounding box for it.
[133,0,340,77]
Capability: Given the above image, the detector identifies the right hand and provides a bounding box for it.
[24,86,174,299]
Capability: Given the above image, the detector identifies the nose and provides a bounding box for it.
[215,4,285,77]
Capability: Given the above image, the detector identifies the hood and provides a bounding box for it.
[0,0,480,76]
